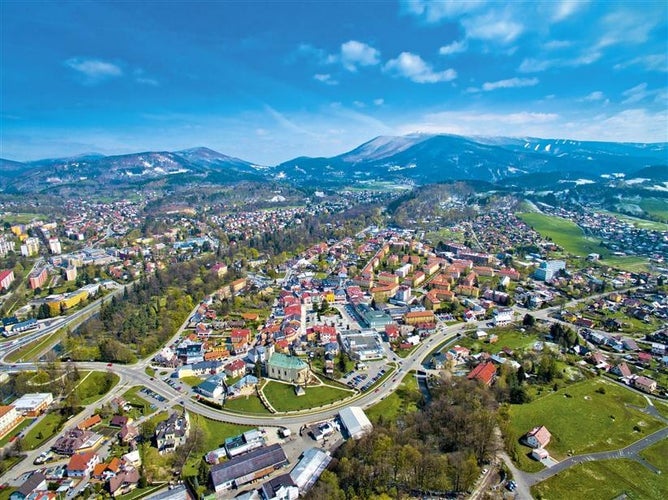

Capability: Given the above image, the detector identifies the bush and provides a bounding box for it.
[596,387,606,395]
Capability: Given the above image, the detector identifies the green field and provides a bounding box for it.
[0,419,33,448]
[457,328,540,355]
[531,458,668,500]
[639,198,668,222]
[602,210,668,231]
[262,381,352,412]
[639,439,668,472]
[75,371,120,405]
[518,212,650,271]
[224,394,270,414]
[366,372,421,423]
[509,378,664,464]
[23,412,65,450]
[518,212,609,257]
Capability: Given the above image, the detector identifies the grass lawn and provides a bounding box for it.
[117,485,166,500]
[76,371,120,405]
[182,413,253,476]
[121,386,154,416]
[653,400,668,419]
[262,381,352,412]
[23,412,65,450]
[458,329,540,355]
[510,378,664,465]
[366,372,421,423]
[531,459,668,500]
[639,439,668,472]
[179,376,203,387]
[224,394,270,414]
[0,419,34,448]
[518,212,608,257]
[145,366,156,377]
[598,255,650,273]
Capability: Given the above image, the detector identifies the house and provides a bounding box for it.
[633,375,657,393]
[67,452,100,477]
[109,415,132,428]
[155,412,190,454]
[119,423,139,444]
[9,472,47,500]
[467,362,497,386]
[225,358,247,378]
[52,428,103,455]
[266,352,309,384]
[531,448,549,461]
[108,468,140,497]
[92,457,121,481]
[525,425,551,449]
[611,362,632,378]
[77,414,102,430]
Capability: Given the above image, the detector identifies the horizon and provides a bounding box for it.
[2,0,667,164]
[3,131,668,166]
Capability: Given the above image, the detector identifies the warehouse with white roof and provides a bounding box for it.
[338,406,373,440]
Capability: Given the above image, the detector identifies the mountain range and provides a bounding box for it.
[1,134,666,193]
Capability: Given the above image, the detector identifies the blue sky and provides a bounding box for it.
[1,0,667,164]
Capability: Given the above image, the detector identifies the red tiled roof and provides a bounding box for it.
[467,361,497,386]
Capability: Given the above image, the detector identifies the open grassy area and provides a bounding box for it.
[531,458,668,500]
[122,386,155,416]
[182,413,253,476]
[179,376,203,387]
[518,212,608,257]
[75,370,120,405]
[262,381,352,412]
[22,412,65,450]
[598,255,651,273]
[0,418,34,447]
[4,328,67,362]
[601,210,668,231]
[224,394,270,414]
[639,438,668,472]
[509,378,664,465]
[639,198,668,223]
[458,328,541,355]
[366,372,422,423]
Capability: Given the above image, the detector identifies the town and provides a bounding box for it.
[0,183,666,500]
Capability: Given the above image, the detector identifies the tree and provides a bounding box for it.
[522,313,535,327]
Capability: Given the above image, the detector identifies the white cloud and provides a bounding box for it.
[384,52,457,83]
[64,57,123,83]
[340,40,380,72]
[561,108,668,143]
[439,40,467,55]
[583,91,605,101]
[614,54,668,72]
[373,98,385,106]
[314,73,338,85]
[597,10,661,48]
[551,0,588,22]
[622,83,650,104]
[480,77,539,91]
[401,0,486,23]
[543,40,573,50]
[397,110,560,137]
[518,50,601,73]
[462,11,523,44]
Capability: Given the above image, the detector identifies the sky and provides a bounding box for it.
[1,0,667,165]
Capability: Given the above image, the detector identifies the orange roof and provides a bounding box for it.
[0,405,15,418]
[78,414,102,430]
[467,362,497,386]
